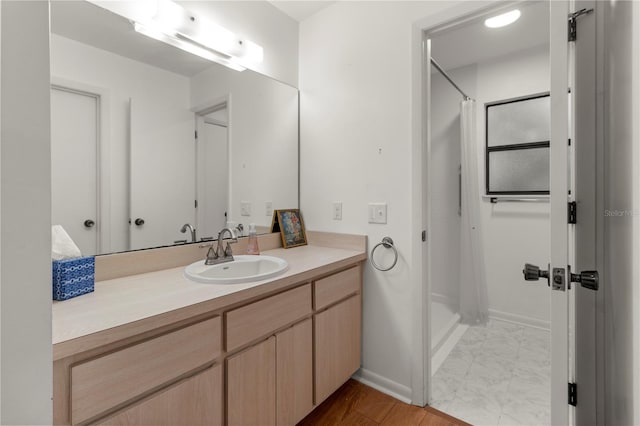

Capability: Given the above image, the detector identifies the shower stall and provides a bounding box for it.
[425,3,552,424]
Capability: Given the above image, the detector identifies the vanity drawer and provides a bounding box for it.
[71,316,221,424]
[226,284,312,352]
[314,266,360,310]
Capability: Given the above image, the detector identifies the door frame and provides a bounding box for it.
[193,96,231,234]
[410,1,603,420]
[51,77,112,254]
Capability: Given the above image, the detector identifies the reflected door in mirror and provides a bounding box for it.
[196,112,228,240]
[51,87,99,255]
[129,98,196,250]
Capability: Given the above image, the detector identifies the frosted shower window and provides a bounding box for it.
[485,93,550,195]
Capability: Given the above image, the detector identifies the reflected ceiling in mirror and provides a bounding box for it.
[50,1,299,256]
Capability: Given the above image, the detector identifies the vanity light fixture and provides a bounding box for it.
[484,9,521,28]
[133,0,263,72]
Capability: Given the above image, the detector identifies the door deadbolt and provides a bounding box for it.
[84,219,95,228]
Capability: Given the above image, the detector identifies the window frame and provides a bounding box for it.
[485,92,551,196]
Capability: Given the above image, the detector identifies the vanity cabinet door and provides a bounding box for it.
[97,364,222,426]
[227,336,277,426]
[314,294,362,404]
[276,318,313,425]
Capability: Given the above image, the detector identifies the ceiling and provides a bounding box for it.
[268,1,335,22]
[430,1,550,72]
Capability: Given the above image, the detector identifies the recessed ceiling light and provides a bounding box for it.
[484,9,521,28]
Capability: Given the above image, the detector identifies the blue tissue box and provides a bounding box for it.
[52,256,95,301]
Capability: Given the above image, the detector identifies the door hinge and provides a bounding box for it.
[568,201,577,224]
[195,130,198,139]
[568,8,594,42]
[195,199,198,208]
[568,382,577,406]
[421,230,427,242]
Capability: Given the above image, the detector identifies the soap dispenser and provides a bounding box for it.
[246,223,260,255]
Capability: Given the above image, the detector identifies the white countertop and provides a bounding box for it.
[53,245,365,353]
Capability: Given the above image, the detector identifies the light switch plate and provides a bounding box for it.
[241,201,251,217]
[333,202,342,220]
[368,203,387,224]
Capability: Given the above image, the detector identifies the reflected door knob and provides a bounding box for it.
[134,218,145,226]
[84,219,95,228]
[523,263,549,281]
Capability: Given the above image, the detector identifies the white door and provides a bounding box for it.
[548,3,573,423]
[129,98,195,250]
[51,86,98,255]
[196,114,228,240]
[546,2,598,423]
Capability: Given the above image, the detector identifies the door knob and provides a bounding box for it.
[523,263,549,281]
[571,270,599,291]
[134,218,145,226]
[84,219,95,228]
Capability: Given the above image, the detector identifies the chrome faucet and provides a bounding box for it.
[205,228,238,265]
[180,223,196,242]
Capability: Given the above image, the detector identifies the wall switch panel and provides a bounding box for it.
[241,201,251,217]
[265,201,273,217]
[332,202,343,220]
[368,203,387,224]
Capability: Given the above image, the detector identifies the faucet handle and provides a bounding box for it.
[224,240,237,257]
[207,245,219,259]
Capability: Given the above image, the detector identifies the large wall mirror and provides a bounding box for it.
[50,1,299,256]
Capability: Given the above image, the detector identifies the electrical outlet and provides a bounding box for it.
[368,203,387,224]
[265,201,273,216]
[241,201,251,217]
[333,202,342,220]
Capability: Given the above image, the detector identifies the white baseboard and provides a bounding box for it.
[488,308,550,330]
[431,323,469,375]
[351,368,412,404]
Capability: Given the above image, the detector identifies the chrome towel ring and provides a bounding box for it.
[370,237,398,272]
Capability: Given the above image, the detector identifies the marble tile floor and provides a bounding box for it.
[431,319,551,426]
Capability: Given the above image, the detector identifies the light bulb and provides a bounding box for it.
[484,9,521,28]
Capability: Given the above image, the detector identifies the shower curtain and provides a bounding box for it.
[459,100,489,324]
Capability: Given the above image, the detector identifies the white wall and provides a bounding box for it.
[190,66,298,230]
[477,46,551,326]
[0,1,53,423]
[299,1,455,400]
[603,0,640,424]
[51,34,194,252]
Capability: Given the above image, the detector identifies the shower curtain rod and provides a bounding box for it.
[430,57,471,101]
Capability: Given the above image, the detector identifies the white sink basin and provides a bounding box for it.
[184,255,289,284]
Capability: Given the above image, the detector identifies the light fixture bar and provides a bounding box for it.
[133,22,246,72]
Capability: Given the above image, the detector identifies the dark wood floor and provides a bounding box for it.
[298,380,469,426]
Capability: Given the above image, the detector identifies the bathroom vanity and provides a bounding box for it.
[52,232,366,425]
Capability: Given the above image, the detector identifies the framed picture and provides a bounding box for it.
[275,209,307,248]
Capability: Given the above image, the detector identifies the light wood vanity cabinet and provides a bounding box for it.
[313,267,363,404]
[98,365,222,426]
[54,262,363,426]
[227,318,314,426]
[227,336,277,425]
